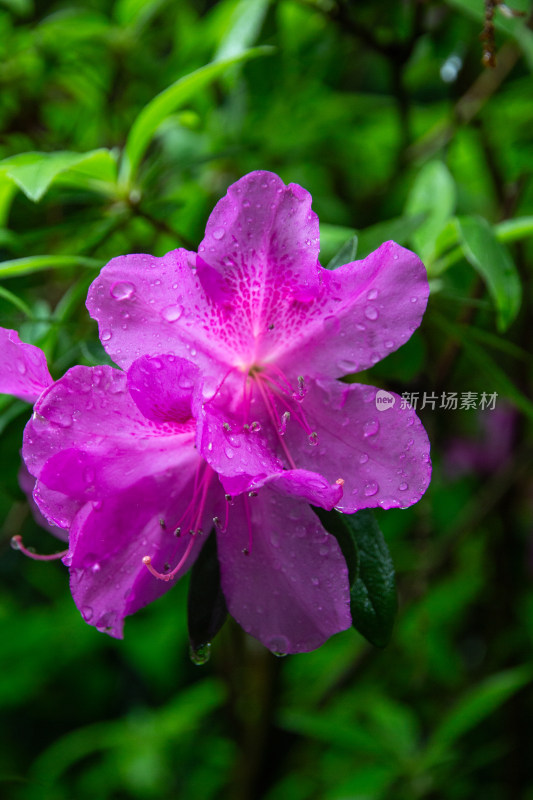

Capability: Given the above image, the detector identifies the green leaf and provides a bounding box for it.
[356,213,427,260]
[0,149,117,202]
[455,215,522,331]
[119,46,273,188]
[0,255,100,279]
[215,0,270,61]
[425,666,533,765]
[319,224,356,266]
[326,235,358,270]
[314,508,397,647]
[187,531,227,652]
[404,160,456,263]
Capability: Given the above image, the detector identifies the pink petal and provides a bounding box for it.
[217,489,351,653]
[197,170,320,309]
[65,467,218,638]
[86,250,238,377]
[23,365,196,528]
[127,354,199,423]
[0,328,52,403]
[18,461,68,541]
[259,241,429,381]
[281,379,432,513]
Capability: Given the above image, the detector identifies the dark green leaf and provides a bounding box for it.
[313,508,397,647]
[187,530,227,651]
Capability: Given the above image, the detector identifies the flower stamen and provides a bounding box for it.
[10,534,68,561]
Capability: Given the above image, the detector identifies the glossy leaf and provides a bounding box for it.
[119,46,273,187]
[215,0,270,61]
[0,149,117,202]
[187,530,227,652]
[455,215,522,331]
[405,160,456,263]
[326,235,358,270]
[314,508,397,647]
[0,255,100,278]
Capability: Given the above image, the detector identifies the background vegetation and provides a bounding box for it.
[1,0,532,798]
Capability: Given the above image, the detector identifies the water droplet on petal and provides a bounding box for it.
[81,605,94,621]
[267,635,289,655]
[17,361,27,375]
[110,281,135,300]
[411,296,418,303]
[363,419,379,437]
[212,227,225,240]
[161,304,183,322]
[323,315,340,335]
[359,453,369,464]
[308,432,318,446]
[366,289,379,300]
[399,482,409,491]
[364,481,379,497]
[101,330,112,342]
[364,305,379,321]
[385,340,394,349]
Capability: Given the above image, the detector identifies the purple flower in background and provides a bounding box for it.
[88,171,432,512]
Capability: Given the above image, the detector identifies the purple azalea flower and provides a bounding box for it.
[3,331,351,651]
[87,171,432,511]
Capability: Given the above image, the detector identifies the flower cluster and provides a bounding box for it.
[1,171,431,654]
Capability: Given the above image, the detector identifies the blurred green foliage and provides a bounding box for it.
[1,0,533,798]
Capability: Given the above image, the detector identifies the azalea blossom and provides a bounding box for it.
[2,331,351,651]
[87,170,432,511]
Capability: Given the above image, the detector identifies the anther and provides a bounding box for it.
[243,423,250,431]
[248,491,258,498]
[242,547,250,556]
[268,324,274,330]
[10,535,68,562]
[249,421,261,432]
[174,527,181,536]
[336,478,345,486]
[308,431,318,446]
[279,411,290,435]
[223,421,231,432]
[159,518,166,529]
[294,375,307,400]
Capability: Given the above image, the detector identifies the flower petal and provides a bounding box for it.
[65,467,216,638]
[282,379,432,512]
[23,365,195,528]
[127,354,199,423]
[197,170,320,312]
[217,489,351,653]
[86,249,234,376]
[18,461,68,541]
[259,241,429,380]
[0,328,52,403]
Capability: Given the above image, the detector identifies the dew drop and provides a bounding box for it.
[323,315,340,334]
[110,281,135,301]
[212,227,225,240]
[385,340,395,349]
[101,330,112,342]
[161,304,183,322]
[308,431,319,446]
[81,605,94,621]
[366,288,378,300]
[364,305,379,321]
[364,481,379,497]
[189,642,211,665]
[267,635,289,655]
[363,419,379,437]
[224,446,234,460]
[410,296,418,303]
[399,482,409,491]
[359,452,369,464]
[17,361,27,375]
